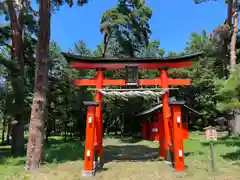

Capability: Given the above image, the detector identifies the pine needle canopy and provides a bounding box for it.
[100,0,152,56]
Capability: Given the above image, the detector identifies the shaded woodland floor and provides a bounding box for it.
[2,132,240,180]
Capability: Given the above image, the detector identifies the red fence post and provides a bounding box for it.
[158,111,165,159]
[153,113,158,141]
[82,101,99,177]
[182,122,189,140]
[172,104,185,173]
[149,122,153,141]
[142,120,147,139]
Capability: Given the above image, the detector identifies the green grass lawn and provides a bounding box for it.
[1,133,240,180]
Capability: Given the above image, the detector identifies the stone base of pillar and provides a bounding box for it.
[82,170,94,177]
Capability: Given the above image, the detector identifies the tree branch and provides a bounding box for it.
[0,56,20,74]
[3,42,12,51]
[227,0,233,25]
[102,28,115,57]
[18,0,25,33]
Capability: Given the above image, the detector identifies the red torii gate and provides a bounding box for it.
[62,52,201,176]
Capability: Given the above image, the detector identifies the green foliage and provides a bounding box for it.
[137,40,165,57]
[52,0,89,7]
[216,66,240,111]
[193,0,218,4]
[69,40,91,56]
[168,31,224,127]
[100,0,152,57]
[0,24,11,46]
[193,0,230,4]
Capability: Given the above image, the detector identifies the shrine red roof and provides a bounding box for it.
[136,100,201,117]
[62,52,203,63]
[62,52,203,70]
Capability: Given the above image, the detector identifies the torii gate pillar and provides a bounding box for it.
[172,103,185,172]
[160,67,172,163]
[94,69,104,165]
[82,101,100,177]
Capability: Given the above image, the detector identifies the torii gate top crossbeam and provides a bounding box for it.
[62,52,202,70]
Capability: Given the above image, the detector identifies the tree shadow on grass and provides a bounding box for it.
[104,144,159,163]
[0,145,26,165]
[44,138,85,164]
[103,144,193,171]
[0,137,32,165]
[184,151,204,157]
[0,137,85,166]
[200,136,240,165]
[221,150,240,162]
[201,136,240,147]
[119,137,143,144]
[0,146,14,163]
[103,141,205,164]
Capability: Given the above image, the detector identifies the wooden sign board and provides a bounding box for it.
[204,126,218,141]
[125,65,139,86]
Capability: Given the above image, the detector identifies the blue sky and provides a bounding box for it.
[50,0,227,53]
[0,0,222,53]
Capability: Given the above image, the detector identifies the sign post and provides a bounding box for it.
[203,126,218,171]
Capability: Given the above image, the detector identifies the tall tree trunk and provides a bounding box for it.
[227,0,233,25]
[6,122,11,145]
[230,8,238,69]
[46,61,53,143]
[26,0,51,170]
[44,80,50,145]
[230,7,240,135]
[231,110,240,135]
[222,0,234,80]
[53,118,56,136]
[7,0,25,156]
[64,122,67,141]
[1,115,6,144]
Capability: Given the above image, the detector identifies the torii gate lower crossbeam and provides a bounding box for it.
[74,78,190,86]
